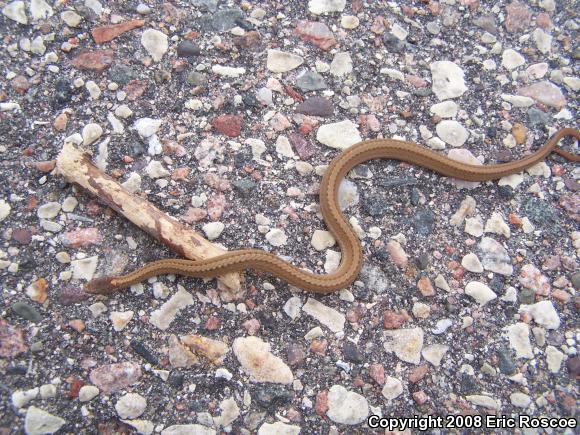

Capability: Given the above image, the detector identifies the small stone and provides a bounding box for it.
[116,393,147,419]
[383,310,406,329]
[533,28,552,54]
[70,49,114,73]
[212,65,245,77]
[257,422,300,435]
[545,345,565,373]
[202,222,225,240]
[110,311,134,331]
[430,101,458,118]
[82,123,103,146]
[61,10,82,27]
[422,344,449,367]
[466,395,500,410]
[510,392,531,408]
[296,71,327,92]
[316,120,361,150]
[177,40,201,57]
[436,120,469,147]
[212,115,242,137]
[478,237,513,275]
[311,230,335,251]
[430,61,467,100]
[141,29,168,62]
[485,212,511,238]
[92,20,145,44]
[150,288,194,331]
[329,52,352,77]
[519,264,550,296]
[383,328,424,364]
[296,97,333,117]
[308,0,346,15]
[341,15,359,29]
[233,336,293,384]
[326,385,369,425]
[518,81,566,109]
[2,1,27,25]
[37,202,61,219]
[519,300,560,330]
[505,0,531,33]
[381,376,403,400]
[302,298,345,332]
[265,228,287,247]
[417,276,435,297]
[294,20,336,50]
[145,161,169,178]
[12,388,38,409]
[78,385,99,402]
[89,362,142,395]
[267,50,304,73]
[24,407,66,435]
[462,253,483,273]
[0,319,28,357]
[501,49,525,70]
[465,281,497,306]
[505,322,533,359]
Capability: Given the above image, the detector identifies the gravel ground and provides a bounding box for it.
[0,0,579,434]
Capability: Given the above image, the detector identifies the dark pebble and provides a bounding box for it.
[411,208,435,236]
[383,33,405,53]
[131,142,145,157]
[487,126,497,139]
[523,198,562,236]
[252,385,294,409]
[373,249,390,262]
[11,302,42,322]
[416,254,430,270]
[295,97,333,117]
[285,344,306,367]
[296,71,327,92]
[350,164,371,179]
[200,8,244,32]
[12,229,32,245]
[53,78,72,105]
[288,133,316,160]
[167,371,184,389]
[7,365,28,375]
[410,187,421,206]
[130,340,158,365]
[108,64,136,85]
[489,275,504,293]
[497,185,514,199]
[519,288,535,305]
[232,179,257,196]
[571,272,580,290]
[363,194,388,217]
[177,41,201,57]
[566,356,580,379]
[459,373,478,394]
[186,71,207,87]
[342,341,364,363]
[242,92,260,108]
[57,285,90,305]
[496,347,516,375]
[528,108,550,126]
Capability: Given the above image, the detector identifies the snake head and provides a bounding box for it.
[84,276,118,295]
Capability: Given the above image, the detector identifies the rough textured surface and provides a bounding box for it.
[0,0,578,432]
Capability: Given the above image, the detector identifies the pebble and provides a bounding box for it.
[340,16,359,29]
[296,97,333,117]
[0,319,28,357]
[92,20,145,45]
[177,41,201,57]
[422,344,449,366]
[311,230,335,251]
[430,101,458,118]
[302,298,345,333]
[141,29,168,62]
[61,10,82,27]
[37,202,61,219]
[89,362,142,394]
[383,328,424,364]
[296,71,327,92]
[202,222,225,240]
[545,346,565,373]
[116,393,147,419]
[2,1,27,25]
[70,49,114,73]
[510,392,531,408]
[519,264,550,296]
[501,49,525,70]
[484,212,510,238]
[78,385,99,402]
[462,253,483,273]
[501,94,534,107]
[211,65,245,77]
[505,0,531,32]
[211,114,242,137]
[123,420,154,435]
[505,322,533,359]
[308,0,346,15]
[519,300,560,330]
[233,336,293,384]
[145,161,169,178]
[24,407,66,435]
[265,228,287,247]
[465,281,497,306]
[466,395,500,411]
[161,425,214,435]
[257,422,300,435]
[518,81,567,109]
[12,388,39,408]
[266,50,304,73]
[436,120,469,147]
[283,297,302,320]
[381,376,403,400]
[110,311,134,331]
[0,201,11,221]
[150,288,194,330]
[478,237,513,275]
[294,20,336,50]
[82,123,103,146]
[326,385,369,425]
[533,29,552,54]
[316,120,361,150]
[329,52,352,77]
[430,61,467,100]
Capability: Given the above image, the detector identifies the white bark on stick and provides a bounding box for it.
[55,141,241,291]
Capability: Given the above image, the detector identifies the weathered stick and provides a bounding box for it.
[55,141,241,291]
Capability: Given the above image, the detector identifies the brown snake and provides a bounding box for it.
[86,128,579,295]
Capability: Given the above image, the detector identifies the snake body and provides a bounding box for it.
[86,128,579,295]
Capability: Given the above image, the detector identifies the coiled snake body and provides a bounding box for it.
[86,128,579,295]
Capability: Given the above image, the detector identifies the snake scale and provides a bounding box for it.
[85,128,579,295]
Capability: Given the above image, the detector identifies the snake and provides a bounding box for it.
[85,128,579,295]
